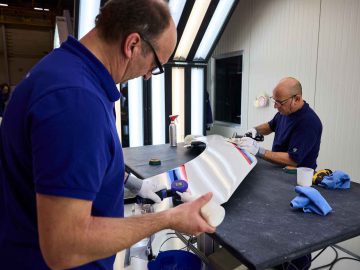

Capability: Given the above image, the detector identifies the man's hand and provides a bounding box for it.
[238,137,267,158]
[245,127,258,139]
[238,137,260,155]
[125,174,167,203]
[168,192,216,235]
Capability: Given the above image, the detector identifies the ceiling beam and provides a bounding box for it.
[0,6,54,29]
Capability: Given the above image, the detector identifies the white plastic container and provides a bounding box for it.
[297,167,314,187]
[178,192,225,227]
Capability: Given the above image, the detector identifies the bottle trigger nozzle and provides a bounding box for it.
[169,114,178,122]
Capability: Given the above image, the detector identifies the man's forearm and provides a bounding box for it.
[37,193,214,270]
[78,212,171,266]
[263,150,297,167]
[38,196,171,269]
[255,123,272,136]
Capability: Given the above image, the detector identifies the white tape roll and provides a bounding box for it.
[178,192,226,227]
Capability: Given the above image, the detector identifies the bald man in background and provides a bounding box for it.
[237,77,322,270]
[239,77,322,170]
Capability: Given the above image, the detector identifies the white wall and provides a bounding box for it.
[210,0,360,256]
[210,0,360,181]
[207,0,253,141]
[315,0,360,181]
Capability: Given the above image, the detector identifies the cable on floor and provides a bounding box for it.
[328,257,360,270]
[311,246,338,270]
[158,236,181,252]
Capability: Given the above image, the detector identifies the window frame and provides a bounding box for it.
[213,50,243,126]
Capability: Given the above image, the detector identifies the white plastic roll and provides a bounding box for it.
[184,134,202,145]
[178,192,226,227]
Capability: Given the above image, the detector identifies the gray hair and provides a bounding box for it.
[95,0,171,51]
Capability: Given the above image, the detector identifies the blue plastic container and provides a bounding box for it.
[171,179,188,193]
[148,250,202,270]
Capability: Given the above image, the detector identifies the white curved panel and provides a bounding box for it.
[145,135,257,205]
[184,135,257,204]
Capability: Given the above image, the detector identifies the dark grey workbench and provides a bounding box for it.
[123,143,360,270]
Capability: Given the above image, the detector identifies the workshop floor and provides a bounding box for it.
[309,246,360,270]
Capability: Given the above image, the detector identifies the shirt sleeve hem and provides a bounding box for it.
[288,152,301,164]
[268,120,275,131]
[35,186,97,201]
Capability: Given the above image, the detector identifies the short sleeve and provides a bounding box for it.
[268,113,279,132]
[287,122,318,164]
[28,88,113,201]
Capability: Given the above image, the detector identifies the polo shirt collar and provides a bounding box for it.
[61,35,121,102]
[290,101,309,118]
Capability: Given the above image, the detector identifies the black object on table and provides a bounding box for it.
[123,143,202,178]
[123,143,360,270]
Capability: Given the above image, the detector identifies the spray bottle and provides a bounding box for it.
[169,115,178,147]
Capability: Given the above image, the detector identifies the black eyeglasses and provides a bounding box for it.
[140,35,164,75]
[270,95,296,106]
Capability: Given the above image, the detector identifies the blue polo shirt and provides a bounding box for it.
[0,36,124,270]
[268,102,322,169]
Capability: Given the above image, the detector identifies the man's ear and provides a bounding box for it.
[294,94,301,102]
[123,33,141,59]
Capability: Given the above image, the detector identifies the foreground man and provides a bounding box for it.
[239,77,322,170]
[0,1,215,269]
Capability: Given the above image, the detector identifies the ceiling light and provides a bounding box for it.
[128,78,144,147]
[172,67,185,142]
[168,0,186,26]
[0,3,8,7]
[78,0,101,39]
[151,74,166,145]
[194,0,236,60]
[191,68,204,135]
[174,0,211,60]
[33,7,50,11]
[114,84,122,140]
[54,25,60,49]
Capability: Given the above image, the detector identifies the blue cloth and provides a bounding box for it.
[319,170,350,189]
[290,186,332,216]
[0,36,124,270]
[268,102,322,170]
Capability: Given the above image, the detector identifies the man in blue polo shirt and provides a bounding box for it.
[237,77,322,270]
[239,77,322,170]
[0,1,215,269]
